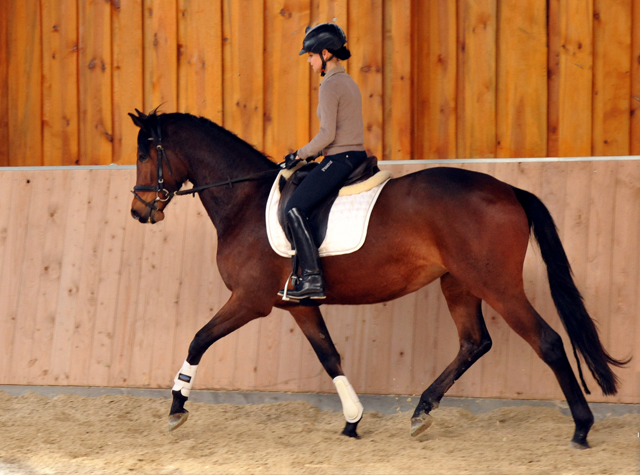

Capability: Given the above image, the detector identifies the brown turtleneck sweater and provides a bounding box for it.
[297,65,366,160]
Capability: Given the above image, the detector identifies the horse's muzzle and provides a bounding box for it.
[131,195,166,224]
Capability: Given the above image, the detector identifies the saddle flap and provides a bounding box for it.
[277,156,380,247]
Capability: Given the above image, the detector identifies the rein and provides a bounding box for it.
[174,170,279,196]
[131,118,279,212]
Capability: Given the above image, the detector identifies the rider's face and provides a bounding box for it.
[307,51,327,74]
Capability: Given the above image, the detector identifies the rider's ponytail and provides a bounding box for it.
[330,46,351,61]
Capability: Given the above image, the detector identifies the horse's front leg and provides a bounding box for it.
[289,306,364,438]
[169,295,268,431]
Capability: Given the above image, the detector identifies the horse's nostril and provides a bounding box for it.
[131,209,141,221]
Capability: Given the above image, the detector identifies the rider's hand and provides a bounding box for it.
[282,151,301,169]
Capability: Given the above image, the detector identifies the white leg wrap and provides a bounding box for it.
[172,360,198,397]
[333,375,364,423]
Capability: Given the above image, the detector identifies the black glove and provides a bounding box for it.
[282,151,300,169]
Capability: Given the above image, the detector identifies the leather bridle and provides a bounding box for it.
[131,117,279,214]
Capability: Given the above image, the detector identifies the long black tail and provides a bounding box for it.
[512,187,630,396]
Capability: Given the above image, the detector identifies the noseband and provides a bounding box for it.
[131,117,279,214]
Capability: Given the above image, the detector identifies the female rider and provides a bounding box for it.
[279,23,367,300]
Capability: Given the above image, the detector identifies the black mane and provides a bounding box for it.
[140,110,277,168]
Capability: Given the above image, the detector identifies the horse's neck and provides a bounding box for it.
[185,143,274,237]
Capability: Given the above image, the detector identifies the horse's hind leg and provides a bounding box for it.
[489,294,594,448]
[411,273,492,437]
[289,306,364,438]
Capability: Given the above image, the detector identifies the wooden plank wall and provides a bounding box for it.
[1,0,639,166]
[0,162,637,404]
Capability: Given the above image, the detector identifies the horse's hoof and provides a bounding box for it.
[570,439,591,450]
[341,421,361,439]
[410,413,433,437]
[168,412,189,432]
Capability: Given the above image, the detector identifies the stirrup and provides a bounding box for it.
[278,273,299,301]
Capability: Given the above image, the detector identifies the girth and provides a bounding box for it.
[277,156,380,247]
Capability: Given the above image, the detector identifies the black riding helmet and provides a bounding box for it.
[300,23,349,76]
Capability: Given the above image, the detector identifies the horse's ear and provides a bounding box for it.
[135,108,148,120]
[129,111,146,129]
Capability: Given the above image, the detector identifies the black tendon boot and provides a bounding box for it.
[279,208,326,300]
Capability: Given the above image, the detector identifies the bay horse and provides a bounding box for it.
[129,109,627,449]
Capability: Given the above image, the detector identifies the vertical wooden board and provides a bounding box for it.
[349,305,374,392]
[177,0,223,123]
[387,294,417,394]
[87,172,133,386]
[311,0,348,27]
[254,310,286,391]
[382,0,391,162]
[547,0,593,157]
[593,0,631,156]
[27,172,71,383]
[42,0,79,166]
[128,223,169,386]
[45,172,90,384]
[362,303,393,394]
[561,162,593,291]
[412,0,429,161]
[78,0,113,165]
[345,306,369,393]
[496,0,547,158]
[264,0,310,161]
[222,0,264,150]
[108,172,147,386]
[635,275,640,403]
[0,3,9,166]
[409,284,442,396]
[274,313,305,392]
[457,0,496,159]
[584,161,617,390]
[148,200,190,388]
[348,0,383,159]
[65,171,113,384]
[388,0,412,161]
[9,174,51,383]
[144,0,178,112]
[231,319,264,390]
[0,172,30,382]
[112,0,144,165]
[606,161,639,401]
[427,0,457,159]
[632,0,640,154]
[8,0,42,166]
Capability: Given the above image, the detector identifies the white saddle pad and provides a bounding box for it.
[266,170,391,258]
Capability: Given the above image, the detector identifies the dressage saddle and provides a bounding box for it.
[277,156,380,247]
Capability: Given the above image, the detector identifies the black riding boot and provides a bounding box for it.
[279,208,325,300]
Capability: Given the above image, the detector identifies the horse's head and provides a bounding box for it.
[129,109,187,224]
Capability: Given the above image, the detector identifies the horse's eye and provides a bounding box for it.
[138,153,148,162]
